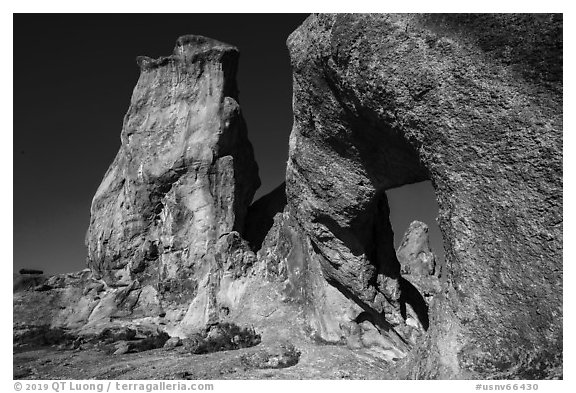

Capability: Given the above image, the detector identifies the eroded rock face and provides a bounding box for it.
[85,36,260,312]
[15,36,265,351]
[14,17,562,379]
[397,221,436,278]
[256,210,364,343]
[287,14,562,378]
[397,221,442,300]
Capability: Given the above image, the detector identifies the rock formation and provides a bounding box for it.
[15,36,376,354]
[14,14,562,380]
[244,182,287,250]
[13,271,46,292]
[395,221,441,341]
[397,221,442,300]
[286,14,562,379]
[86,35,259,286]
[84,35,261,333]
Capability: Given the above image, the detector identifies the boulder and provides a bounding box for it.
[396,221,442,340]
[240,341,301,369]
[255,210,365,345]
[286,14,562,379]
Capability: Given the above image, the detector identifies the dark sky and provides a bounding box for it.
[13,14,444,275]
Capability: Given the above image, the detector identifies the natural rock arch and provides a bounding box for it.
[286,13,562,379]
[12,14,562,380]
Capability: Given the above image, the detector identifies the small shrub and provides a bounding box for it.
[97,327,137,342]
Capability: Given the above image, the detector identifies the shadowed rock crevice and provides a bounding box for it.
[399,277,430,331]
[286,25,438,353]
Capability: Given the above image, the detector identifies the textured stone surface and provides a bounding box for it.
[15,36,265,350]
[286,14,562,379]
[395,221,441,343]
[397,221,442,299]
[254,210,364,343]
[85,35,260,329]
[244,183,287,250]
[85,35,260,294]
[235,208,407,357]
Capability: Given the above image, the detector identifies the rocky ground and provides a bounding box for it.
[14,340,395,380]
[14,345,396,380]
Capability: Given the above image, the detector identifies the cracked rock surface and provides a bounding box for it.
[286,13,562,379]
[85,36,260,331]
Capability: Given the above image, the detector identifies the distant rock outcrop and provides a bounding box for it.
[397,221,441,299]
[286,14,562,379]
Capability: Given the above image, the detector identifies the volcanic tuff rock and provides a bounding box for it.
[397,221,436,277]
[14,14,562,380]
[286,14,562,379]
[85,36,260,329]
[17,36,396,355]
[395,221,441,339]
